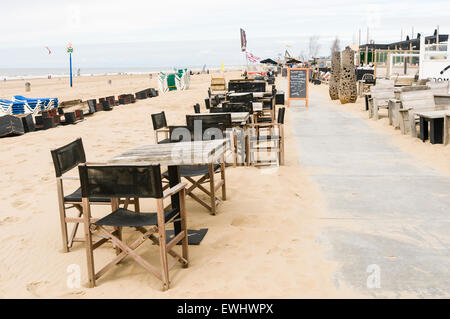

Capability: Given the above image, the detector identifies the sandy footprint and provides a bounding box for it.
[26,281,50,298]
[0,216,20,225]
[12,199,28,208]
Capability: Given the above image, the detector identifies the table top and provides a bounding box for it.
[416,110,450,119]
[108,139,229,166]
[227,92,271,98]
[189,112,249,124]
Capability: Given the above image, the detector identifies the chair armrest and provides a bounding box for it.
[61,176,79,180]
[398,108,412,113]
[156,128,170,133]
[163,182,187,199]
[85,162,108,165]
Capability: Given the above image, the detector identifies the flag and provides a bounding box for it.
[240,28,247,52]
[221,61,225,72]
[245,51,260,63]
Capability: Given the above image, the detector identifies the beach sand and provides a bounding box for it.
[0,72,360,298]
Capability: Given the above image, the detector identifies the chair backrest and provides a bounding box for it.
[204,98,211,109]
[228,93,253,104]
[209,107,224,113]
[375,79,395,88]
[211,77,226,91]
[193,103,200,113]
[78,165,163,199]
[186,113,232,130]
[277,107,286,124]
[362,73,374,81]
[51,138,86,177]
[400,88,436,110]
[427,81,450,94]
[87,99,97,113]
[186,114,232,141]
[221,102,252,113]
[151,111,167,130]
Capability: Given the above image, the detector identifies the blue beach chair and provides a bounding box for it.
[14,95,58,114]
[0,99,30,115]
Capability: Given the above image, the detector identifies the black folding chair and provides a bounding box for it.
[151,111,170,144]
[161,114,231,215]
[51,138,140,252]
[79,164,188,290]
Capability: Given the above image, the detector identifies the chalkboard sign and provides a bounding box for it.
[288,68,309,106]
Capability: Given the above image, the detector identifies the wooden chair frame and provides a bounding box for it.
[81,170,189,291]
[56,173,139,253]
[51,138,139,253]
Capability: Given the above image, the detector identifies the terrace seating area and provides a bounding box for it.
[363,79,450,145]
[45,74,288,291]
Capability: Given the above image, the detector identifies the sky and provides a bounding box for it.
[0,0,448,69]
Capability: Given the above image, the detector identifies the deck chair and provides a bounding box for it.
[51,138,139,252]
[0,99,30,115]
[0,100,13,115]
[78,164,188,290]
[250,107,286,166]
[151,111,170,144]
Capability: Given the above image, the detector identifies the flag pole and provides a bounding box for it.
[69,52,73,87]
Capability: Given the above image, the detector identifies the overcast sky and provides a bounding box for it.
[0,0,448,69]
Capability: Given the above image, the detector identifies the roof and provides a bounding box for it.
[359,33,448,51]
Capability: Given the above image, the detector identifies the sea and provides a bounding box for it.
[0,66,243,81]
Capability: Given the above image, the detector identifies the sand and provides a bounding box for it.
[0,72,361,298]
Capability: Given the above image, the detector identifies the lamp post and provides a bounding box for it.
[67,43,73,87]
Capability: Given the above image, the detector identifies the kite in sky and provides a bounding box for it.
[45,46,51,55]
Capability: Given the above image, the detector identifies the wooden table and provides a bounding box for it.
[416,110,450,144]
[109,140,230,217]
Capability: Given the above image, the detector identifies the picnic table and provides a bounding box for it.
[416,110,450,144]
[109,139,229,218]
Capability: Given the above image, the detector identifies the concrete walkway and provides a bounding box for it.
[289,86,450,297]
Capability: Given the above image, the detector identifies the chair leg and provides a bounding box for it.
[220,159,226,200]
[56,179,69,253]
[134,198,140,212]
[179,188,189,268]
[82,198,96,288]
[209,164,216,215]
[68,205,83,248]
[156,199,170,290]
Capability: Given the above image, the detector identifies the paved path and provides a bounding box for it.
[288,86,450,297]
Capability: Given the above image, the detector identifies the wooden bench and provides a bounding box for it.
[367,80,395,120]
[397,88,443,137]
[388,85,429,128]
